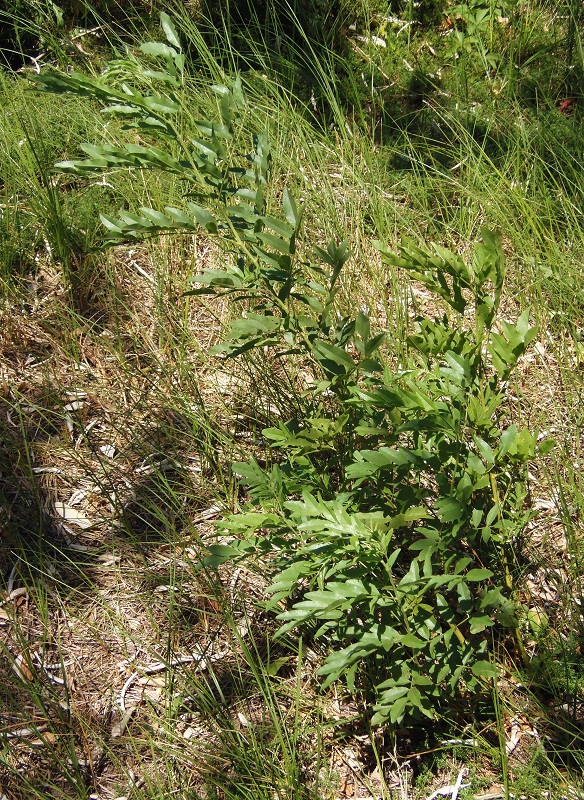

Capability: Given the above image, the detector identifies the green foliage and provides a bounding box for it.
[33,14,551,728]
[209,216,546,725]
[444,0,517,86]
[212,227,545,725]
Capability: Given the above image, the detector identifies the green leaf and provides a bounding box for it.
[137,207,172,227]
[266,656,291,676]
[187,203,218,233]
[255,231,291,254]
[515,428,536,459]
[495,601,519,628]
[401,634,426,649]
[314,240,351,283]
[365,332,385,358]
[99,214,123,234]
[261,215,295,239]
[358,358,383,373]
[371,686,409,725]
[408,686,422,708]
[527,607,549,635]
[226,203,259,224]
[202,543,248,568]
[375,238,471,313]
[454,557,473,574]
[468,613,494,634]
[283,187,300,228]
[140,41,177,60]
[538,437,555,456]
[435,496,464,522]
[195,120,232,139]
[160,12,181,49]
[471,660,499,678]
[363,447,419,470]
[471,508,483,528]
[188,269,244,290]
[498,425,517,458]
[475,436,496,465]
[142,69,180,87]
[143,95,180,114]
[443,351,470,384]
[165,207,196,227]
[467,452,486,475]
[390,695,409,724]
[311,341,355,375]
[190,137,218,159]
[465,568,494,582]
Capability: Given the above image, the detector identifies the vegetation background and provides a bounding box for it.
[0,0,583,798]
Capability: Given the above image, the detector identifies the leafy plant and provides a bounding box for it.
[446,0,516,79]
[32,13,551,727]
[209,229,546,725]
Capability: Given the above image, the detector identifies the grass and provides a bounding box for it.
[1,0,584,797]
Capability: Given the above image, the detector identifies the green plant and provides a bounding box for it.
[446,0,515,90]
[207,230,548,726]
[32,14,552,728]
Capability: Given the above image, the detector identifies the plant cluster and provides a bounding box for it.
[33,14,552,727]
